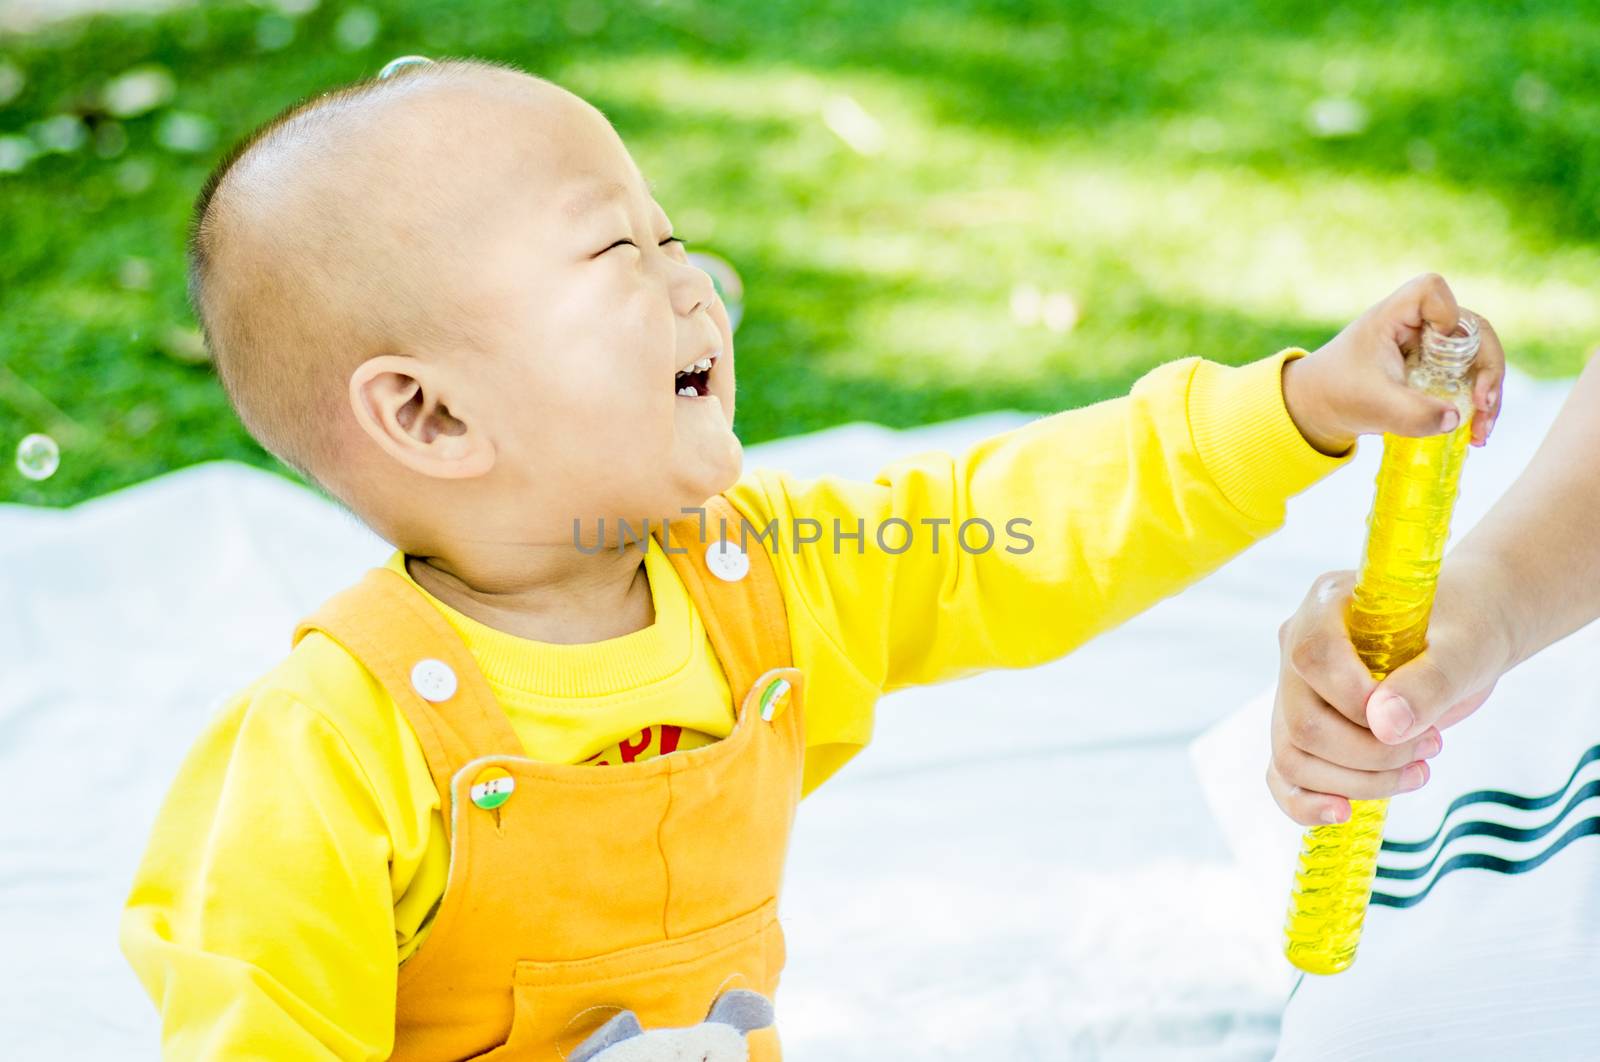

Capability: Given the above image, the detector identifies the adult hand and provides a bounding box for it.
[1266,566,1511,826]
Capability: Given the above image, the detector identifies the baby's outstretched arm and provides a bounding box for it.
[1269,345,1600,826]
[729,275,1506,783]
[737,347,1346,706]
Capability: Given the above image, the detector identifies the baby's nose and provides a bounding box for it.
[671,258,718,317]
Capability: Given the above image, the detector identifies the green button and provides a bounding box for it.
[470,766,515,810]
[759,678,791,722]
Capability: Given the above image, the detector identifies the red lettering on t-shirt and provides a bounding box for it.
[618,728,652,763]
[659,724,682,756]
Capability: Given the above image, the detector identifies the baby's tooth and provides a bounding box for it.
[695,358,712,371]
[677,386,697,397]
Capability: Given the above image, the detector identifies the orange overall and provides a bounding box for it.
[291,495,805,1061]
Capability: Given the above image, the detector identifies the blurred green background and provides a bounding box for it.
[3,0,1598,506]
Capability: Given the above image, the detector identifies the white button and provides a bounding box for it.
[705,539,749,582]
[410,658,458,702]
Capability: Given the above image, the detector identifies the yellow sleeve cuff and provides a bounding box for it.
[1188,347,1357,526]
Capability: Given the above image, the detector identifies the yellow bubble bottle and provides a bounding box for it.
[1282,314,1480,976]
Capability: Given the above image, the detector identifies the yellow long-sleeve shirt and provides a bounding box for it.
[120,348,1353,1059]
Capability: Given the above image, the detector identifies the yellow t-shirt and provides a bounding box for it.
[384,545,728,769]
[120,349,1353,1060]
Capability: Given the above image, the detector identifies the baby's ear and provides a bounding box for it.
[705,989,775,1034]
[570,1011,644,1062]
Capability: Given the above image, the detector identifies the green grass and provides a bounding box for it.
[3,0,1599,506]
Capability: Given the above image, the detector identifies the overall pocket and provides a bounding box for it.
[466,897,786,1061]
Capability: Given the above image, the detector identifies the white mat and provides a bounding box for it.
[1,365,1578,1060]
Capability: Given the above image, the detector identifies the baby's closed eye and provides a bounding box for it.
[602,235,687,254]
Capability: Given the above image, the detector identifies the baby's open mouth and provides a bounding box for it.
[674,353,717,398]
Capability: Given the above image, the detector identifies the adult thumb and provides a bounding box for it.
[1369,381,1461,439]
[1366,653,1470,744]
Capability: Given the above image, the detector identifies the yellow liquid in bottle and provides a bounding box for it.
[1283,351,1475,976]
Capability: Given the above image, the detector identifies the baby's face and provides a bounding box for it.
[362,74,740,534]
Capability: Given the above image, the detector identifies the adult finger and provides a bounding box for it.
[1281,687,1442,772]
[1366,649,1480,744]
[1267,758,1351,827]
[1272,736,1430,802]
[1285,572,1378,727]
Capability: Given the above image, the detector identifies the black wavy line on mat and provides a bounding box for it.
[1370,817,1600,909]
[1381,742,1600,855]
[1376,779,1600,880]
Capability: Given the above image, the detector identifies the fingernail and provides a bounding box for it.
[1485,416,1496,438]
[1371,691,1414,742]
[1440,409,1460,432]
[1400,763,1427,792]
[1418,731,1442,759]
[1321,806,1345,825]
[1487,389,1498,407]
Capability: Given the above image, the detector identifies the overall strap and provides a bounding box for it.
[655,493,793,704]
[291,566,524,846]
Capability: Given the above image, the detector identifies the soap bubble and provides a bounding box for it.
[117,256,154,290]
[1513,73,1552,114]
[1407,139,1437,173]
[116,157,156,194]
[0,134,35,174]
[15,433,59,481]
[1182,116,1224,154]
[687,251,744,333]
[101,64,175,118]
[1011,283,1078,333]
[93,120,127,159]
[336,7,381,51]
[156,111,216,154]
[159,325,211,364]
[29,114,88,154]
[256,14,296,51]
[0,61,26,107]
[125,402,160,437]
[563,0,607,35]
[1304,97,1368,139]
[1041,292,1079,334]
[379,55,433,79]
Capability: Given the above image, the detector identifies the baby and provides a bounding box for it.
[119,56,1505,1061]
